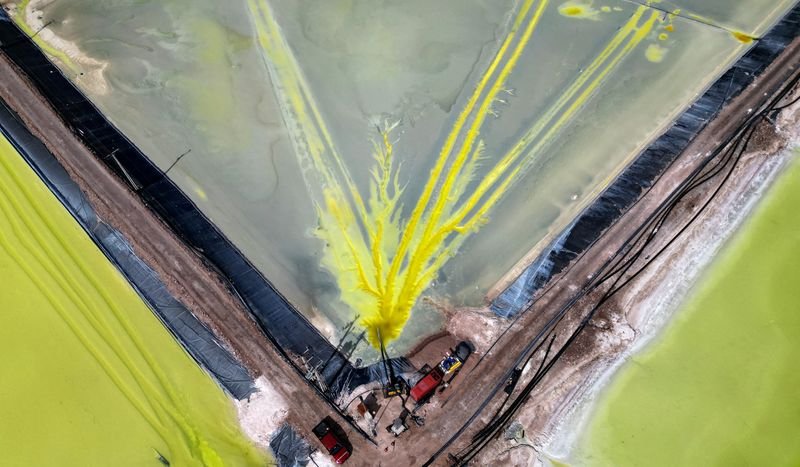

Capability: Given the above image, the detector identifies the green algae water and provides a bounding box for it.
[0,134,265,465]
[578,152,800,466]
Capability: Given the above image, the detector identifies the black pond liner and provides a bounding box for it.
[269,424,314,467]
[0,98,256,399]
[492,3,800,318]
[0,10,411,399]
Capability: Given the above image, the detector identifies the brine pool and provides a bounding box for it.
[0,134,264,465]
[572,151,800,466]
[7,0,796,356]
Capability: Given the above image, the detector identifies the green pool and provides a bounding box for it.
[577,151,800,466]
[0,135,265,465]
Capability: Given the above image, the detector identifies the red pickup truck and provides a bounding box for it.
[313,418,351,464]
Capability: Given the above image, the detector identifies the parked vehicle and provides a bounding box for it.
[409,365,444,403]
[312,418,351,464]
[453,341,474,363]
[409,341,473,403]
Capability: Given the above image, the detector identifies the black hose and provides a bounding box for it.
[432,62,800,467]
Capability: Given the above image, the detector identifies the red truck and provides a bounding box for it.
[409,341,473,403]
[313,418,351,464]
[409,365,444,402]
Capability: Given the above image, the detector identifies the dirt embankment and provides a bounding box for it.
[474,50,800,467]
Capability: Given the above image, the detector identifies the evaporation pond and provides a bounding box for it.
[0,133,264,465]
[575,153,800,466]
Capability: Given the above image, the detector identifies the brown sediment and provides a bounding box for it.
[748,116,784,154]
[405,331,452,361]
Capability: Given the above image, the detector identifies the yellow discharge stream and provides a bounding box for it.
[0,134,264,465]
[248,0,660,348]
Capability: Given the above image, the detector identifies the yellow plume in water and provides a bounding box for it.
[248,0,660,348]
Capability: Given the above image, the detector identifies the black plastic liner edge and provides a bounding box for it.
[492,3,800,317]
[269,424,313,467]
[0,98,256,399]
[0,11,410,397]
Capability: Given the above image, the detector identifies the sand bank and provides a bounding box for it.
[2,0,108,94]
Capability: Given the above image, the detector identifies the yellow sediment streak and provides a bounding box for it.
[388,0,550,335]
[247,0,369,225]
[248,0,664,348]
[390,6,658,340]
[442,7,659,234]
[248,0,385,300]
[381,0,541,287]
